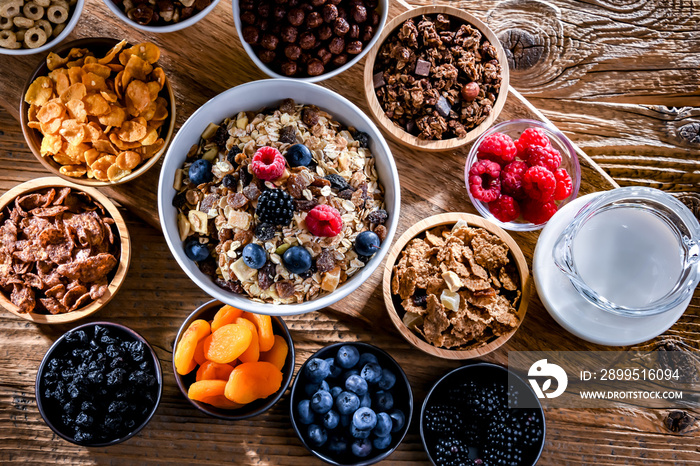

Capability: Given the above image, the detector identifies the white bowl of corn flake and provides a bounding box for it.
[157,79,400,316]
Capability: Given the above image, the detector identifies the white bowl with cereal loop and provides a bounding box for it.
[0,0,84,55]
[157,79,400,316]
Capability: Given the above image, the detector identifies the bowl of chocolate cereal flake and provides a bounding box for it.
[158,79,400,316]
[364,6,510,152]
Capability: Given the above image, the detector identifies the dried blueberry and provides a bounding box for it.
[227,145,242,165]
[354,131,370,148]
[324,174,349,191]
[222,174,237,189]
[212,124,229,149]
[366,209,388,225]
[255,222,276,241]
[172,191,187,209]
[107,368,126,386]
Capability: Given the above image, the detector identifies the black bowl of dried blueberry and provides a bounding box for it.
[35,322,163,446]
[420,362,545,466]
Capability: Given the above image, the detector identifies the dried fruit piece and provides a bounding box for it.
[259,334,289,371]
[242,312,275,352]
[174,319,211,375]
[199,395,244,410]
[224,361,283,404]
[196,360,236,382]
[235,317,260,363]
[188,379,227,402]
[210,304,243,332]
[203,323,252,364]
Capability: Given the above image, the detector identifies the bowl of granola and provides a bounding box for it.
[363,6,509,152]
[157,79,399,316]
[0,177,131,324]
[382,213,530,359]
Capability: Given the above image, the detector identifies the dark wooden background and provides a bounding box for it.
[0,0,698,464]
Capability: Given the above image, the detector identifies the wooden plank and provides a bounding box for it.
[0,0,698,465]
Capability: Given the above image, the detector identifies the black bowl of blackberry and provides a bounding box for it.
[35,322,163,446]
[420,362,545,466]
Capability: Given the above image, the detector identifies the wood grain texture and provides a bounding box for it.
[362,5,511,152]
[382,212,531,360]
[0,176,131,324]
[0,0,698,465]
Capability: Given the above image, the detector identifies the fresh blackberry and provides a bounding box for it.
[433,438,471,466]
[354,131,370,148]
[424,405,464,436]
[507,384,521,408]
[255,222,277,241]
[469,382,507,418]
[482,411,525,466]
[513,410,544,447]
[256,190,295,226]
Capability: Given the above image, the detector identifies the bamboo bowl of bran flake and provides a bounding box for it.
[382,213,531,359]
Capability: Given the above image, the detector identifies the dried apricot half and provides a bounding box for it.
[242,312,274,352]
[203,323,252,364]
[196,360,236,382]
[260,335,289,371]
[235,318,260,364]
[188,379,226,402]
[174,319,211,375]
[211,305,243,332]
[224,361,283,404]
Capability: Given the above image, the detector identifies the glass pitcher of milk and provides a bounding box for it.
[552,187,700,317]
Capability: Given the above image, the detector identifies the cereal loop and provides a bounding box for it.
[0,29,20,49]
[51,21,64,37]
[24,26,46,48]
[13,16,34,28]
[23,2,44,20]
[47,5,67,23]
[35,0,51,7]
[0,16,12,29]
[34,18,52,36]
[0,1,21,19]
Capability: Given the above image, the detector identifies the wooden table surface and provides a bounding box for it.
[0,0,698,464]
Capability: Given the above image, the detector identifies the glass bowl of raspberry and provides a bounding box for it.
[464,119,581,231]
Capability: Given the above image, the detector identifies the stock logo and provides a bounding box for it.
[528,359,568,399]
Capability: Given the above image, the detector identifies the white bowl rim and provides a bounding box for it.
[0,0,85,56]
[231,0,389,83]
[101,0,221,33]
[157,78,400,316]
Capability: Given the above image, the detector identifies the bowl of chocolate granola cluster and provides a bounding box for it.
[158,79,399,316]
[382,213,530,359]
[103,0,220,32]
[233,0,388,81]
[364,6,509,152]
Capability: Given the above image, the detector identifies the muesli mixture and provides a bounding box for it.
[391,221,521,349]
[173,99,387,304]
[373,14,503,140]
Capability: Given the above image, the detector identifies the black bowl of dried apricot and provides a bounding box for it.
[35,322,162,446]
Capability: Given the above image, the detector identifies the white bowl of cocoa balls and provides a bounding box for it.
[233,0,388,82]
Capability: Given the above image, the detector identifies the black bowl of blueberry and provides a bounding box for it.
[420,362,546,466]
[289,342,413,465]
[35,322,162,446]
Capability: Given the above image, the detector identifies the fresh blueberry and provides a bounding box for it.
[304,358,330,383]
[241,243,266,269]
[360,392,372,409]
[340,414,352,427]
[351,438,373,457]
[330,385,343,399]
[341,370,360,384]
[307,424,327,447]
[304,380,329,397]
[350,424,371,439]
[354,231,380,257]
[285,144,313,167]
[388,409,405,433]
[373,434,392,450]
[327,435,348,455]
[373,390,394,411]
[188,159,213,185]
[296,399,315,425]
[311,390,333,414]
[283,246,312,275]
[358,353,378,367]
[325,358,342,378]
[322,409,340,430]
[360,363,383,384]
[335,391,360,415]
[373,412,392,437]
[335,345,360,369]
[345,374,368,396]
[378,370,396,390]
[184,239,209,262]
[352,407,377,431]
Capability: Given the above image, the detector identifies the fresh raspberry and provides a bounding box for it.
[527,145,562,171]
[489,195,521,223]
[518,127,550,150]
[500,160,529,199]
[306,204,343,237]
[523,166,556,202]
[477,132,517,165]
[553,168,573,200]
[522,199,558,225]
[251,146,286,181]
[468,160,501,203]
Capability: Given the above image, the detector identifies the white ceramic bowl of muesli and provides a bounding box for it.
[157,79,400,316]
